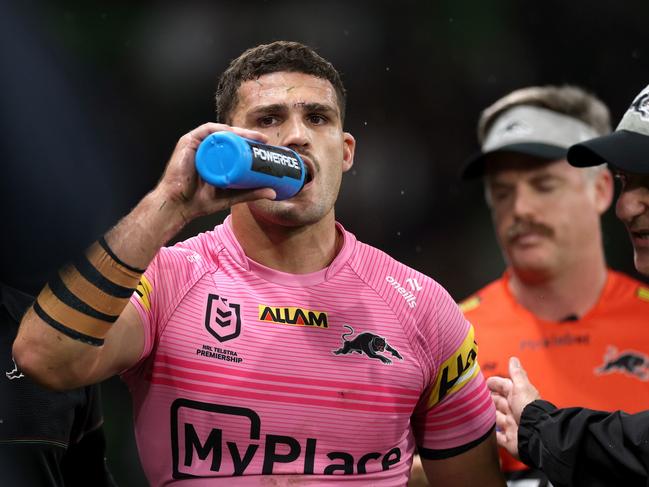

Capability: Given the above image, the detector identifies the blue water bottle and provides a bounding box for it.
[195,132,308,200]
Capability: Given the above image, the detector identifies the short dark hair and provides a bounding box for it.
[216,40,347,125]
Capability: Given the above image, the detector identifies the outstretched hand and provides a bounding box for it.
[486,357,541,459]
[154,123,277,225]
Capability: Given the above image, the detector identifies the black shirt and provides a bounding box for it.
[519,399,649,487]
[0,283,116,486]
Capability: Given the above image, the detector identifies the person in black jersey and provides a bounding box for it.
[1,281,116,487]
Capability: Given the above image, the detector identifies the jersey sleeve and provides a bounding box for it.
[128,241,212,367]
[129,249,163,362]
[412,289,496,459]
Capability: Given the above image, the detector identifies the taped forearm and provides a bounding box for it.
[34,237,144,346]
[29,190,185,346]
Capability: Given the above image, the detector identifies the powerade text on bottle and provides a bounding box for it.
[195,131,308,200]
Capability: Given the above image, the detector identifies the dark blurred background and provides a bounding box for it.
[2,1,648,485]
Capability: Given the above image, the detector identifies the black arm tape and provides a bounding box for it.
[33,301,105,347]
[74,255,134,299]
[48,273,119,323]
[98,236,146,273]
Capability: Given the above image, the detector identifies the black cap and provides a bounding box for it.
[568,86,649,175]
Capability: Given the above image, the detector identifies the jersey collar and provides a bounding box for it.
[216,215,356,286]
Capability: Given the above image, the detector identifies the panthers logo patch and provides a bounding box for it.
[595,346,649,381]
[333,325,403,365]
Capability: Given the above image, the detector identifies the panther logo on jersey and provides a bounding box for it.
[595,346,649,381]
[204,294,241,343]
[332,325,403,365]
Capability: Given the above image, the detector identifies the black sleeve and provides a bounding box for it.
[61,385,117,487]
[518,399,649,487]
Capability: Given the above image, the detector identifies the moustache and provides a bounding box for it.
[506,220,554,241]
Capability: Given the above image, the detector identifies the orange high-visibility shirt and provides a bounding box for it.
[461,270,649,474]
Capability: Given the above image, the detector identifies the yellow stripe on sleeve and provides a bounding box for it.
[428,324,481,408]
[134,275,153,312]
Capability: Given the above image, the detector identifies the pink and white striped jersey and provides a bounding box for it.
[125,216,495,486]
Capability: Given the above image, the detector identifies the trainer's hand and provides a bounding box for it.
[486,357,541,459]
[154,123,277,225]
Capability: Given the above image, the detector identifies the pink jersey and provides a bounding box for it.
[125,216,495,486]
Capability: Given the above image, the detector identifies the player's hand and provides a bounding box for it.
[154,123,277,223]
[486,357,541,459]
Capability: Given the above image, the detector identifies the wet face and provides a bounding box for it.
[228,71,355,227]
[614,170,649,276]
[485,153,612,282]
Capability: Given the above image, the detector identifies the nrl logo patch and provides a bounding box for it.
[204,294,241,343]
[333,325,403,365]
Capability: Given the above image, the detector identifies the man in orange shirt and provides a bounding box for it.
[488,81,649,486]
[459,85,649,486]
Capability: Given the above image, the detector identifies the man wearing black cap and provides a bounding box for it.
[488,83,649,486]
[458,85,649,486]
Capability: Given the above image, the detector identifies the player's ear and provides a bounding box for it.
[342,132,355,172]
[592,167,614,215]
